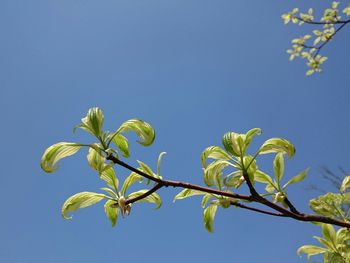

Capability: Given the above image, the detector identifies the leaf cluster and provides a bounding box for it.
[282,2,350,75]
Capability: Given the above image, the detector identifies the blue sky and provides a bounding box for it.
[1,1,350,262]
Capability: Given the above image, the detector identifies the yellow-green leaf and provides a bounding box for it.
[273,153,285,185]
[127,190,162,209]
[104,199,119,227]
[340,176,350,193]
[222,132,243,157]
[203,160,232,187]
[283,169,308,189]
[203,205,218,233]
[121,171,143,196]
[297,245,327,259]
[322,223,336,244]
[201,146,231,168]
[61,192,106,219]
[40,142,83,173]
[87,145,106,172]
[116,119,155,146]
[75,107,104,137]
[173,189,205,202]
[100,167,119,192]
[111,133,130,158]
[258,138,295,158]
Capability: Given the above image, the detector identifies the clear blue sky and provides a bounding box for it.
[1,1,349,262]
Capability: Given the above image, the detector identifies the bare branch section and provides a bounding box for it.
[106,154,350,228]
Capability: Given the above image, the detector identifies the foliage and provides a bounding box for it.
[41,107,350,262]
[282,1,350,75]
[298,176,350,262]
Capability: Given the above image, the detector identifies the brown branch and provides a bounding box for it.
[106,154,350,228]
[231,201,287,217]
[313,22,348,57]
[107,154,252,201]
[125,183,163,205]
[293,17,349,58]
[295,16,350,25]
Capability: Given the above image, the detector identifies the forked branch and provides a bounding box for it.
[106,154,350,228]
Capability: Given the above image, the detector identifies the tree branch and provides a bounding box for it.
[295,17,349,58]
[106,154,350,228]
[125,183,163,205]
[231,201,287,217]
[295,16,350,25]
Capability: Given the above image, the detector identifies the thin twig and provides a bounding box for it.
[126,183,163,205]
[294,17,350,58]
[232,201,287,217]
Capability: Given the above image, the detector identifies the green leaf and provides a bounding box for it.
[111,134,130,158]
[310,193,350,220]
[336,227,350,244]
[258,138,295,158]
[283,168,308,189]
[87,145,106,172]
[244,128,262,148]
[41,142,83,173]
[203,205,218,233]
[173,189,205,202]
[201,146,232,168]
[121,172,143,196]
[297,245,327,259]
[75,107,104,138]
[201,194,213,208]
[322,224,336,244]
[203,160,232,187]
[243,155,258,183]
[137,160,156,177]
[127,190,162,209]
[254,170,274,185]
[223,171,245,188]
[116,119,155,146]
[100,167,119,192]
[313,236,334,250]
[273,153,284,185]
[344,5,350,16]
[104,199,119,227]
[100,187,118,198]
[340,176,350,193]
[222,132,244,157]
[157,152,167,177]
[61,192,106,219]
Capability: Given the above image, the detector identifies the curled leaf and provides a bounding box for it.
[297,245,327,259]
[258,138,295,158]
[203,160,232,188]
[75,107,104,137]
[116,119,155,146]
[340,176,350,193]
[111,134,130,158]
[201,146,231,168]
[222,132,244,157]
[41,142,83,173]
[87,145,106,172]
[203,205,218,233]
[61,192,106,219]
[104,199,119,227]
